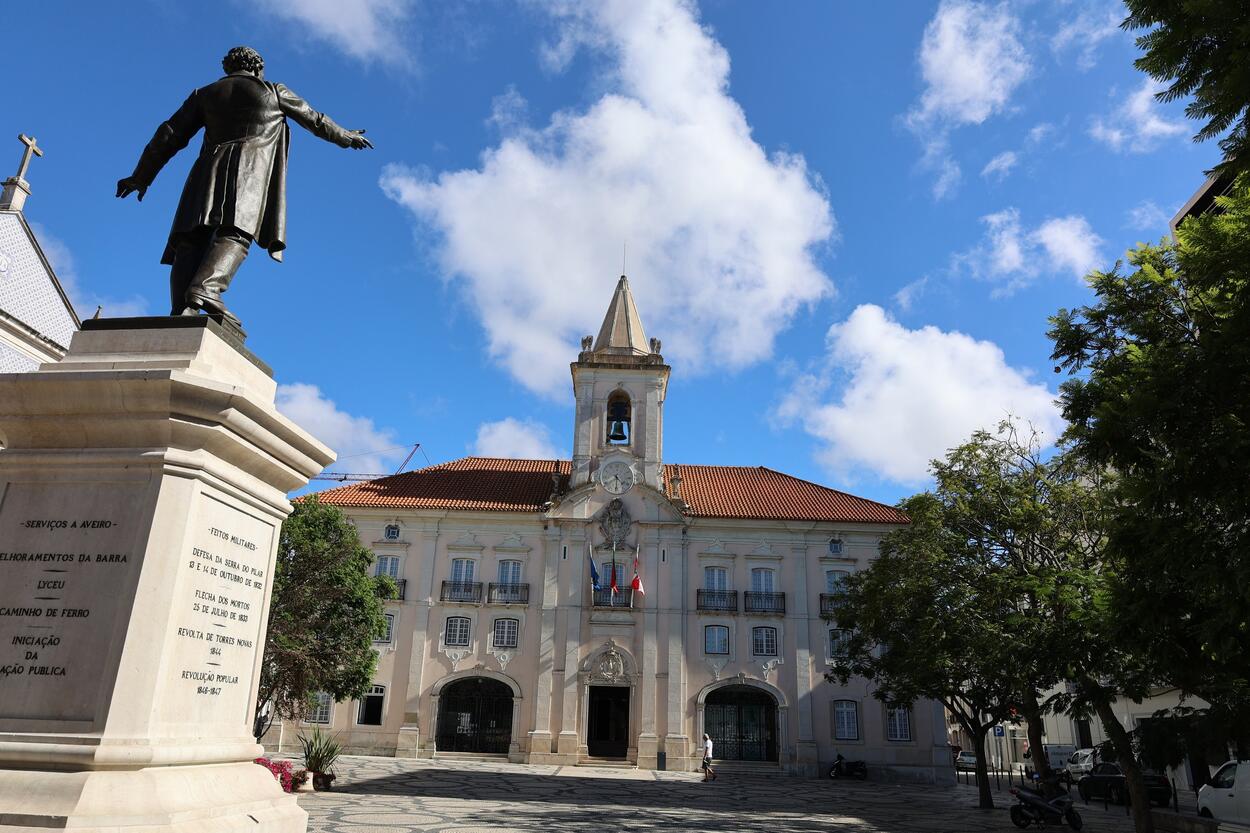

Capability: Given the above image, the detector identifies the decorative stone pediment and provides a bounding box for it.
[579,638,637,685]
[495,532,530,552]
[448,531,483,551]
[750,541,776,556]
[702,538,729,554]
[597,499,632,549]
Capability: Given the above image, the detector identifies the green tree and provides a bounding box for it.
[1123,0,1250,176]
[253,495,396,739]
[826,491,1026,809]
[1048,175,1250,754]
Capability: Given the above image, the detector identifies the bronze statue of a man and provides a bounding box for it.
[117,46,372,330]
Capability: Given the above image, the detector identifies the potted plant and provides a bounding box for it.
[298,729,342,791]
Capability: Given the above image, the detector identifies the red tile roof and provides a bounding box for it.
[311,457,908,525]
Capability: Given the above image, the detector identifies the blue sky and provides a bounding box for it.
[5,0,1217,505]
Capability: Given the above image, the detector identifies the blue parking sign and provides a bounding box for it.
[993,726,1005,737]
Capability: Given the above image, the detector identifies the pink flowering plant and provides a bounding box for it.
[254,756,304,793]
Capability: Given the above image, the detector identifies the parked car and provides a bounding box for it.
[1065,749,1098,784]
[1198,761,1250,825]
[1077,762,1172,806]
[955,752,978,772]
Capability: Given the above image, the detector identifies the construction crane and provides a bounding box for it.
[310,443,424,483]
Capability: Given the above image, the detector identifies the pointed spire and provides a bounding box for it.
[592,275,650,356]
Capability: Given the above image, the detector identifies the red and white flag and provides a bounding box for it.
[631,549,645,595]
[609,559,619,596]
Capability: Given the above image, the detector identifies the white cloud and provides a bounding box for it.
[1026,123,1056,146]
[905,1,1031,199]
[473,418,565,459]
[956,208,1103,294]
[250,0,415,65]
[382,0,834,396]
[276,383,403,474]
[30,223,149,319]
[776,304,1062,484]
[1051,8,1122,71]
[981,150,1018,181]
[1126,200,1170,231]
[1034,215,1104,278]
[487,85,529,133]
[893,276,929,312]
[1090,79,1188,153]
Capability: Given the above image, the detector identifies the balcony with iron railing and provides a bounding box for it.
[382,578,406,601]
[440,580,483,604]
[819,593,843,616]
[696,589,738,612]
[743,591,785,615]
[487,582,530,605]
[592,587,634,608]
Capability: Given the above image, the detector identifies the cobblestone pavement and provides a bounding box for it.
[298,755,1152,833]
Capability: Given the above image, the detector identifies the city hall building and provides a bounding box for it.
[269,278,952,780]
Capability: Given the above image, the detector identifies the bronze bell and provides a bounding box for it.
[608,420,628,442]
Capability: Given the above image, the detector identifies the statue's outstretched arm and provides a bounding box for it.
[117,91,203,200]
[276,84,372,150]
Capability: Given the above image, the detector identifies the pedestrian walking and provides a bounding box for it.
[702,733,717,782]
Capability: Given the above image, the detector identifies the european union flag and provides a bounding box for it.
[589,557,601,591]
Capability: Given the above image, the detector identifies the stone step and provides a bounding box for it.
[433,752,511,762]
[708,760,783,774]
[577,757,637,768]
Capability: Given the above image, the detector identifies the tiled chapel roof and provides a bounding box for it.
[311,457,908,525]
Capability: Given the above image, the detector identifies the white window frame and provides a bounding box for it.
[833,699,859,741]
[306,691,332,724]
[374,612,395,644]
[445,616,471,647]
[704,565,729,591]
[750,567,775,593]
[375,554,400,579]
[492,617,519,649]
[704,624,730,655]
[825,569,849,594]
[828,537,844,555]
[828,627,850,660]
[384,524,400,541]
[497,559,523,585]
[886,706,912,742]
[752,626,778,657]
[357,684,385,726]
[451,558,476,583]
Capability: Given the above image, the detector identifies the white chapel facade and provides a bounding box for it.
[272,277,952,780]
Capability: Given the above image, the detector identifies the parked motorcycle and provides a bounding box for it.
[1009,784,1083,830]
[828,753,867,780]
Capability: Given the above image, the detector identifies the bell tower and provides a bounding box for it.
[570,275,670,491]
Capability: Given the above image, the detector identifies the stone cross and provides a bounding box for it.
[14,134,42,182]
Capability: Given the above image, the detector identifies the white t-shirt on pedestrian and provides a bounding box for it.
[703,738,713,759]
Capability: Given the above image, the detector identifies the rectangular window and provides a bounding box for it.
[375,612,395,644]
[752,626,778,657]
[750,567,775,593]
[704,625,729,655]
[445,616,471,647]
[704,565,728,590]
[375,555,400,579]
[825,569,849,594]
[887,707,912,742]
[493,618,519,649]
[602,560,625,587]
[829,627,850,659]
[497,560,522,585]
[451,558,475,583]
[307,691,332,724]
[833,700,859,740]
[357,685,385,725]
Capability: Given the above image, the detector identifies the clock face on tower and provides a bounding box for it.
[600,461,635,495]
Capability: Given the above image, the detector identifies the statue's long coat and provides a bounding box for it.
[130,71,355,264]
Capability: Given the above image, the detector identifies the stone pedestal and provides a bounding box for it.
[0,318,333,832]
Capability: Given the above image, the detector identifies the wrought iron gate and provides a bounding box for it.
[704,685,778,762]
[436,677,513,754]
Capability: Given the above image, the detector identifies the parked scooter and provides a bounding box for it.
[1009,781,1083,830]
[828,753,867,780]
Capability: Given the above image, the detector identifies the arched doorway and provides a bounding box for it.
[704,684,778,762]
[435,677,514,753]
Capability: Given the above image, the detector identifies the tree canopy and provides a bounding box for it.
[1049,174,1250,747]
[1123,0,1250,175]
[254,495,396,737]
